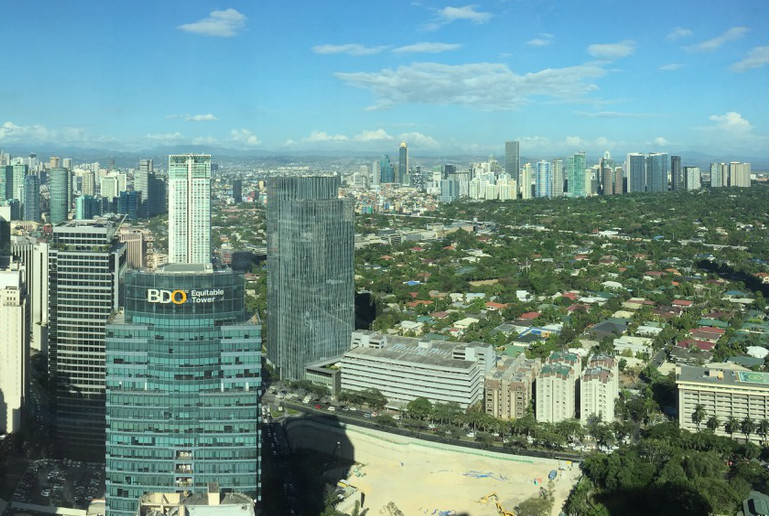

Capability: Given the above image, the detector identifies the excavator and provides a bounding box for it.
[479,493,517,516]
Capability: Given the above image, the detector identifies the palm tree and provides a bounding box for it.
[692,404,706,431]
[742,417,756,443]
[706,415,720,433]
[725,416,738,438]
[758,419,769,444]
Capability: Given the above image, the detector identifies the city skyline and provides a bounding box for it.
[1,1,767,157]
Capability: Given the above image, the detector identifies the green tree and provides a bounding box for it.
[692,404,706,431]
[757,419,769,444]
[741,416,755,443]
[405,397,432,420]
[706,415,720,433]
[725,416,739,438]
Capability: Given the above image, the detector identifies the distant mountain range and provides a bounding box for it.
[3,143,767,171]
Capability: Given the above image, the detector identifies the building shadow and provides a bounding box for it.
[263,414,354,515]
[280,413,472,516]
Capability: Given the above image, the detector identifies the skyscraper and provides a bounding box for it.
[670,155,683,191]
[232,179,243,203]
[505,141,520,189]
[48,217,127,459]
[49,167,70,224]
[398,142,408,185]
[647,153,669,193]
[566,152,586,197]
[0,259,28,434]
[627,153,646,193]
[23,174,40,221]
[552,159,564,197]
[379,155,394,184]
[535,160,552,198]
[267,176,354,381]
[168,154,211,264]
[599,152,615,195]
[105,264,261,516]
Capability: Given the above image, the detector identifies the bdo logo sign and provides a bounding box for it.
[146,288,188,304]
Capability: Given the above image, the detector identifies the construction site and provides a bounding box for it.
[284,418,581,516]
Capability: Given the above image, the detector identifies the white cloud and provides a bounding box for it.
[731,46,769,72]
[658,63,683,71]
[653,136,670,146]
[283,139,297,147]
[565,136,586,147]
[576,111,657,118]
[424,4,492,30]
[178,8,246,37]
[392,42,461,54]
[167,113,218,122]
[666,27,693,41]
[304,131,349,142]
[352,129,393,142]
[230,129,261,146]
[587,40,636,60]
[399,131,440,149]
[312,44,387,56]
[334,61,607,111]
[527,33,554,47]
[685,26,748,53]
[709,112,751,131]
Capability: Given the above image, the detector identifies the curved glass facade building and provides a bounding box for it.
[105,264,261,516]
[266,176,354,380]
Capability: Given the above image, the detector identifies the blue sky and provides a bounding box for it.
[1,1,768,158]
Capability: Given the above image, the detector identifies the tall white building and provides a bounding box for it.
[536,351,581,423]
[0,259,29,434]
[580,355,619,424]
[168,154,212,264]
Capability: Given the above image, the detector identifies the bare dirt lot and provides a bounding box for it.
[287,419,581,516]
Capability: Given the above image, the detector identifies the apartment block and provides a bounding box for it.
[485,353,541,419]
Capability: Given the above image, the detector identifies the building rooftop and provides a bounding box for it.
[346,334,488,370]
[678,365,769,389]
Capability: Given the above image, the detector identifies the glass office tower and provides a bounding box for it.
[49,217,127,459]
[266,175,354,381]
[168,154,211,264]
[105,264,261,516]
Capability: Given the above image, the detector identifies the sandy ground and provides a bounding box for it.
[287,420,581,516]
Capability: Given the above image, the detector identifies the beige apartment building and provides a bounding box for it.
[484,354,541,419]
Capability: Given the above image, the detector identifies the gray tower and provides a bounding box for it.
[266,176,354,380]
[505,141,520,188]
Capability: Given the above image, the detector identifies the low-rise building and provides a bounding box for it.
[137,483,255,516]
[536,351,581,423]
[677,365,769,443]
[341,331,494,408]
[580,355,619,424]
[484,354,541,419]
[613,335,653,356]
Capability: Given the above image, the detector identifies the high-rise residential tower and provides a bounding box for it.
[647,153,669,193]
[105,264,261,516]
[535,160,552,198]
[23,174,40,221]
[267,176,354,381]
[670,155,683,191]
[379,155,394,184]
[48,217,127,459]
[398,142,408,185]
[49,167,70,224]
[168,154,211,264]
[0,259,29,434]
[505,141,520,189]
[566,152,586,197]
[232,179,243,203]
[626,153,646,193]
[552,159,564,197]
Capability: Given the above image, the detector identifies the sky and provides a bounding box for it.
[1,1,768,159]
